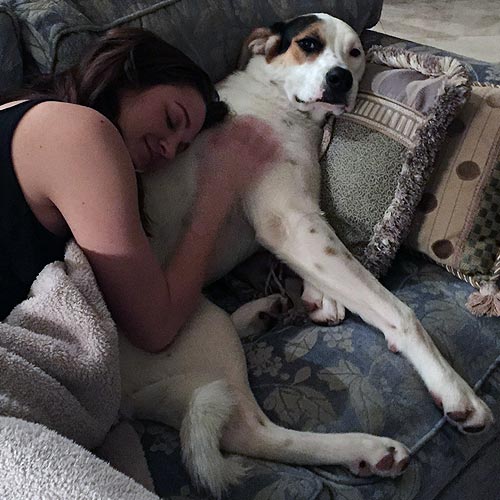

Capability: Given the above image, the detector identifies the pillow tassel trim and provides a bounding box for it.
[361,46,472,277]
[466,282,500,317]
[435,254,500,317]
[466,249,500,316]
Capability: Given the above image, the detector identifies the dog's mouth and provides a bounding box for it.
[317,88,348,107]
[295,91,348,106]
[294,94,347,115]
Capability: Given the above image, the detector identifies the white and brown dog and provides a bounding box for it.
[119,13,494,497]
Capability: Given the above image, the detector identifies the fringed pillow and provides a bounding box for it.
[405,83,500,317]
[319,46,471,278]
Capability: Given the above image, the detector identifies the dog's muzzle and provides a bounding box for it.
[319,67,353,105]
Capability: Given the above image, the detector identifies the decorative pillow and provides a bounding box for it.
[319,46,472,278]
[405,83,500,316]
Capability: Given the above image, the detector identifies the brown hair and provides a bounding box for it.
[1,26,228,128]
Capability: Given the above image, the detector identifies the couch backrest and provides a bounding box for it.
[0,0,383,92]
[0,6,23,93]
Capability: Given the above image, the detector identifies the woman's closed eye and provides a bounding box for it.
[166,112,175,130]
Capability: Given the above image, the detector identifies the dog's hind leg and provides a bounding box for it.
[253,207,494,434]
[220,390,410,477]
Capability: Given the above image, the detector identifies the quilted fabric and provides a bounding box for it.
[3,0,382,83]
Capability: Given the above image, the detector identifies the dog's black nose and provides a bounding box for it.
[326,67,353,93]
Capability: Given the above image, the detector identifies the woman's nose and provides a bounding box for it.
[158,138,177,161]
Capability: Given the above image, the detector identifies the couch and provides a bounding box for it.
[0,1,499,499]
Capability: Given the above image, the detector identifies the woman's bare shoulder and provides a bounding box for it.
[14,101,130,173]
[20,101,116,139]
[12,100,137,222]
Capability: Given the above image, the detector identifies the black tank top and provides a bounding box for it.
[0,99,69,319]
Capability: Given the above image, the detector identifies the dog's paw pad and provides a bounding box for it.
[431,382,494,434]
[347,439,410,478]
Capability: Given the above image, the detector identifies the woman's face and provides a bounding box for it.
[117,84,206,172]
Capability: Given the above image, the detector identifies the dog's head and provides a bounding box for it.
[241,14,365,116]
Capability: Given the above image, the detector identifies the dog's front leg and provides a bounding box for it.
[253,207,493,433]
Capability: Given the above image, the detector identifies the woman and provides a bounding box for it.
[0,27,280,351]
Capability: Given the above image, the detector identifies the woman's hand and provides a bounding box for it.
[197,115,282,195]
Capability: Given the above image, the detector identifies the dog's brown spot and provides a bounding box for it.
[264,213,286,244]
[325,246,336,256]
[281,23,326,66]
[310,227,317,233]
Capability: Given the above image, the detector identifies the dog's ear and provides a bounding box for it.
[237,27,281,69]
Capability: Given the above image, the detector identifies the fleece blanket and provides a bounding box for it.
[0,239,120,448]
[0,239,159,497]
[0,416,159,500]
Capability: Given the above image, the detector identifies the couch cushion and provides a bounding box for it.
[12,0,382,82]
[0,7,23,93]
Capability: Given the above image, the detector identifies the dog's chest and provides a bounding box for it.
[217,75,321,165]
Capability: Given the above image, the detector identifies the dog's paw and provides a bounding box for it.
[301,283,345,326]
[308,297,346,326]
[346,437,410,478]
[430,379,494,434]
[232,294,291,338]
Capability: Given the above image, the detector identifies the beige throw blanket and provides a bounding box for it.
[0,239,120,449]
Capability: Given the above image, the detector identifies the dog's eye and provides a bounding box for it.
[350,48,362,58]
[297,37,322,53]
